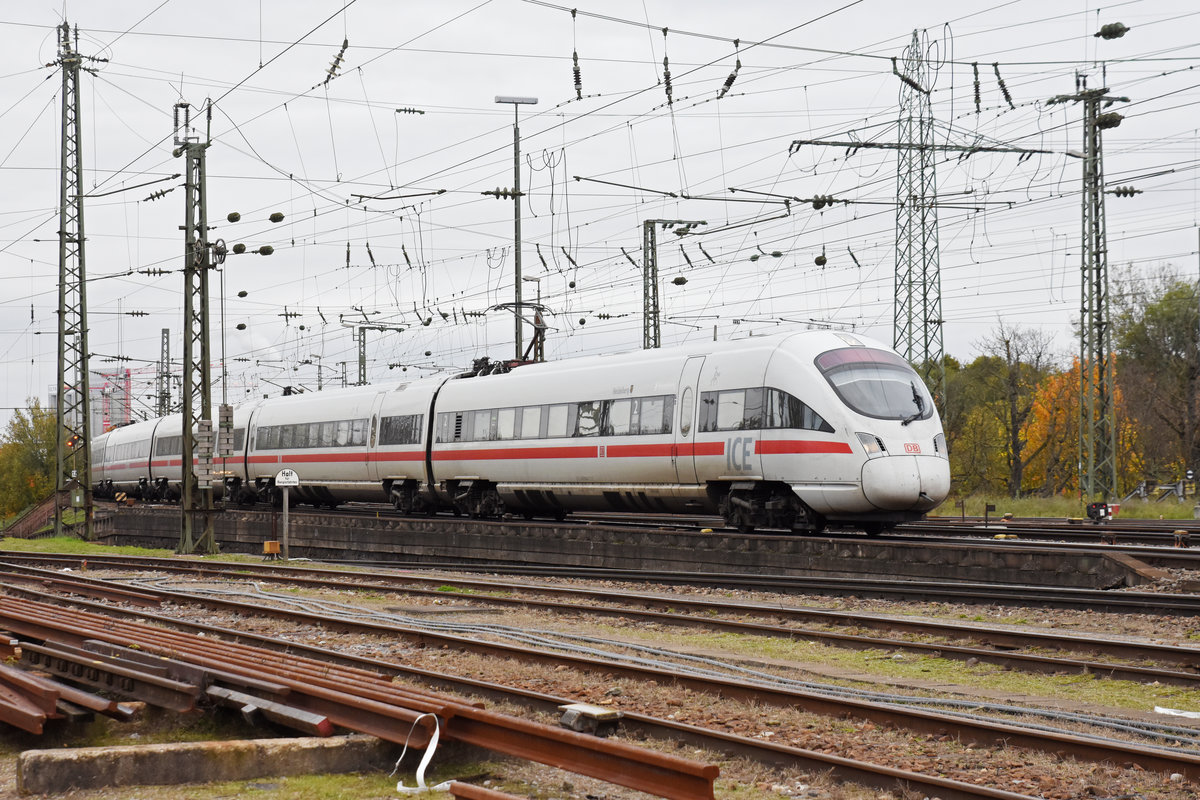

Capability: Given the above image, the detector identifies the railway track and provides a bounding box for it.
[1,568,1197,798]
[5,547,1199,613]
[2,555,1198,686]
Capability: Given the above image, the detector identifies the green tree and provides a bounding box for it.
[1112,267,1199,481]
[0,400,57,517]
[974,324,1057,497]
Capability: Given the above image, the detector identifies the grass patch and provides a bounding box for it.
[0,535,173,557]
[590,624,1200,712]
[938,495,1197,520]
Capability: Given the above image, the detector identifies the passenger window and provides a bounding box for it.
[351,418,368,446]
[575,401,602,437]
[321,421,336,447]
[607,399,632,435]
[497,408,516,440]
[699,392,717,433]
[520,406,542,439]
[639,397,666,434]
[546,404,570,438]
[473,409,494,441]
[716,390,745,430]
[744,388,764,430]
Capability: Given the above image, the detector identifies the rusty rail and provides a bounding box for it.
[0,595,717,800]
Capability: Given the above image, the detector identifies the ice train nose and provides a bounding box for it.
[861,455,950,511]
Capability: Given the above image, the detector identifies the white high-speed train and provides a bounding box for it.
[91,330,950,533]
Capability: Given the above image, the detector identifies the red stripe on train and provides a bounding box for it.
[755,440,854,455]
[433,445,599,461]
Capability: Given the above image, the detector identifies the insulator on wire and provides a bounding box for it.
[699,243,715,263]
[537,243,548,268]
[972,62,980,114]
[621,247,639,268]
[717,59,741,100]
[324,38,348,86]
[718,41,741,100]
[345,242,350,268]
[366,242,376,266]
[680,245,694,268]
[661,28,673,106]
[1108,185,1142,197]
[402,244,412,267]
[573,50,582,100]
[992,63,1015,110]
[560,246,578,268]
[662,55,673,105]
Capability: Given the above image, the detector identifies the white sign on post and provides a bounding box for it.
[274,469,300,560]
[275,468,300,487]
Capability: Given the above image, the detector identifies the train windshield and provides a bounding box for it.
[815,348,934,423]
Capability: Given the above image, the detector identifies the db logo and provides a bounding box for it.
[903,443,921,453]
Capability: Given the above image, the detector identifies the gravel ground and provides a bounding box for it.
[3,567,1199,799]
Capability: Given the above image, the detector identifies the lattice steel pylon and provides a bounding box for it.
[1049,80,1128,500]
[156,327,170,416]
[893,30,945,410]
[175,102,218,554]
[53,22,94,539]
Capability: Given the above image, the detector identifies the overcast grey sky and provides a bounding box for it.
[1,1,1197,418]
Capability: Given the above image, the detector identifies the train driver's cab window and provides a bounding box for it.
[816,348,932,423]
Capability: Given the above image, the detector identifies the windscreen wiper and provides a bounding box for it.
[901,381,924,426]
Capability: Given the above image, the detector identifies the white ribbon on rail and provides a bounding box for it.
[392,712,453,794]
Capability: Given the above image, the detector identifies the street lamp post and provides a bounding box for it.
[496,95,537,361]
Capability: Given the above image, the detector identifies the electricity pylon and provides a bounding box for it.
[893,30,945,411]
[53,21,96,539]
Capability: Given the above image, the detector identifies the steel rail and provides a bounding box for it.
[0,592,719,800]
[3,556,1197,679]
[9,549,1198,614]
[0,580,1037,800]
[4,577,1198,784]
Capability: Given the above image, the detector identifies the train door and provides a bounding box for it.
[673,356,706,484]
[366,389,388,483]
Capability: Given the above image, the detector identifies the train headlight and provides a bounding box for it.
[933,433,947,457]
[856,432,886,458]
